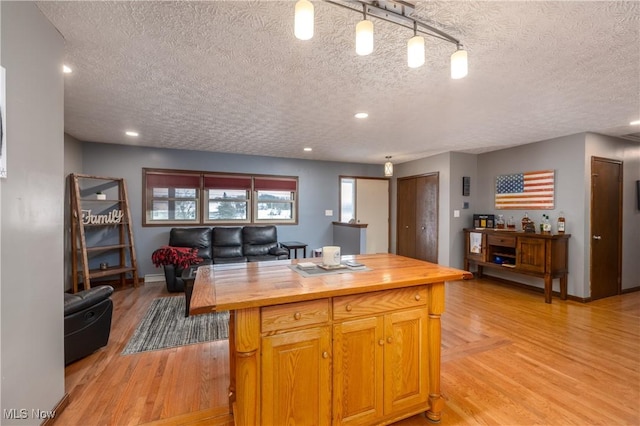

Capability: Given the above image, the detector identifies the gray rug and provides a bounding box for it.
[122,296,229,355]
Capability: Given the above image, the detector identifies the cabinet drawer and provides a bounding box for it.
[487,234,516,248]
[262,299,330,333]
[333,286,427,320]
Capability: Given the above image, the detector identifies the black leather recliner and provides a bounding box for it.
[163,227,213,292]
[64,285,114,365]
[243,226,289,262]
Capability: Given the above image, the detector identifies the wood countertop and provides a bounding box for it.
[190,253,471,315]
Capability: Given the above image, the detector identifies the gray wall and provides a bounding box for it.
[71,142,382,279]
[1,2,66,424]
[390,132,638,298]
[476,133,588,297]
[585,133,640,291]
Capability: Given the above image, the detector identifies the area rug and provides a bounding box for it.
[122,296,229,355]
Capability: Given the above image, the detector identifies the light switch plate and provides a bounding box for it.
[325,210,333,216]
[453,210,460,218]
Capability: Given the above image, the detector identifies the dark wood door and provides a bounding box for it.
[397,178,416,258]
[396,174,438,262]
[415,175,438,263]
[590,157,622,300]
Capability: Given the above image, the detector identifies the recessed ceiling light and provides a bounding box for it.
[125,131,139,137]
[354,112,368,119]
[62,65,72,74]
[304,147,313,152]
[630,119,640,125]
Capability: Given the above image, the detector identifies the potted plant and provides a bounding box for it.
[96,191,106,200]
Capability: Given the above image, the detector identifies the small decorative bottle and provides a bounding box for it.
[496,214,505,229]
[521,212,529,231]
[557,211,566,234]
[542,214,551,234]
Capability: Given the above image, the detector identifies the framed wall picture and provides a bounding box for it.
[495,170,555,209]
[0,66,6,178]
[462,176,470,196]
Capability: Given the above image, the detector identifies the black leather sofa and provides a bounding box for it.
[163,225,289,292]
[64,285,114,365]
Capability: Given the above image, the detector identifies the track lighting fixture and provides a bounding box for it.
[294,0,468,78]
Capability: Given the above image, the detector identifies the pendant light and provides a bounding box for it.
[384,156,393,177]
[294,0,314,41]
[451,44,468,79]
[355,6,373,56]
[407,22,425,68]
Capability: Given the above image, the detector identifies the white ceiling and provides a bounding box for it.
[37,1,640,165]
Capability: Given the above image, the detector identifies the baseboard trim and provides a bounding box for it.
[144,273,166,283]
[42,392,69,426]
[622,286,640,294]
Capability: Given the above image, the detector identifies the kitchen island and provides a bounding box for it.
[190,253,470,425]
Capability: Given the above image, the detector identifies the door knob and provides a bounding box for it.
[421,226,426,230]
[592,235,602,240]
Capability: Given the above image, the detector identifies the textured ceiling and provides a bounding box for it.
[37,1,640,165]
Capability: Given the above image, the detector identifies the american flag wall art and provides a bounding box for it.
[495,170,555,209]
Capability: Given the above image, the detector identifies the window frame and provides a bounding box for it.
[143,170,201,226]
[142,168,298,226]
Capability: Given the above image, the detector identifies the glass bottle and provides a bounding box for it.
[507,216,516,230]
[496,214,505,229]
[521,212,529,231]
[557,211,565,234]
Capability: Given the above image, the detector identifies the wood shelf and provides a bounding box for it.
[69,173,139,293]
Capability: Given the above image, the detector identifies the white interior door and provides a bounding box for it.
[356,179,389,254]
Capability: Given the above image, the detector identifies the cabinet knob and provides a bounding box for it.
[405,226,409,229]
[387,336,393,344]
[322,351,329,359]
[345,304,353,312]
[293,312,302,320]
[378,339,385,346]
[414,294,421,301]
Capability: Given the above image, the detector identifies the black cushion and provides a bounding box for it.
[169,227,212,260]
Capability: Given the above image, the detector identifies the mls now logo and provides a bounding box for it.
[3,409,28,419]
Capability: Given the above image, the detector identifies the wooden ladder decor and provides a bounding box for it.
[69,173,139,293]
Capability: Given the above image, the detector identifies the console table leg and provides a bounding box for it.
[560,275,568,300]
[544,275,552,304]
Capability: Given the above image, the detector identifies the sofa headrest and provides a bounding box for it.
[242,225,277,244]
[213,227,243,247]
[169,227,212,260]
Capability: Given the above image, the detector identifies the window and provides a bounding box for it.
[340,177,356,222]
[254,177,297,223]
[145,172,200,225]
[204,175,251,224]
[143,169,298,226]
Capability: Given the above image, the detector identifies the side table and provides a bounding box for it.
[279,241,308,259]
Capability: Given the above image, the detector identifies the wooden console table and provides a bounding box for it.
[463,228,570,303]
[190,253,470,425]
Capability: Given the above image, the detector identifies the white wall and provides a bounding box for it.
[1,2,66,424]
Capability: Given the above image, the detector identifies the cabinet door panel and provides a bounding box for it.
[262,327,331,426]
[517,237,546,273]
[333,317,384,425]
[384,308,429,413]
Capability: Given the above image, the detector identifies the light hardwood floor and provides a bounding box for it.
[56,278,640,425]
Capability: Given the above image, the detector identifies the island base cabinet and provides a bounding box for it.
[333,308,429,425]
[261,326,332,426]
